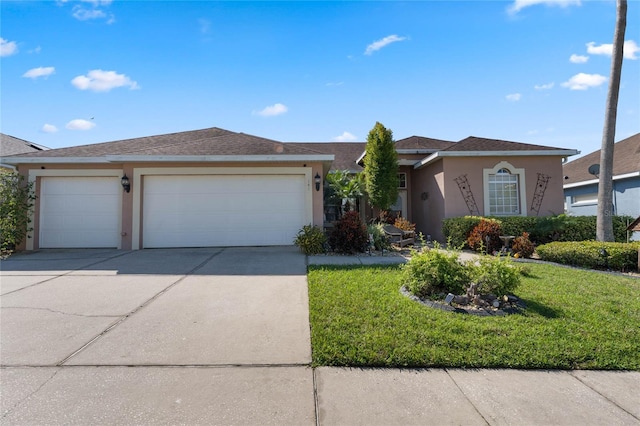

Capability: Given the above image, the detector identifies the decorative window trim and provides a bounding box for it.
[483,161,527,217]
[398,172,407,189]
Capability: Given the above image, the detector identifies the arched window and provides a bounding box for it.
[486,166,522,215]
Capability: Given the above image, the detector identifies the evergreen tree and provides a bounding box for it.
[363,122,399,213]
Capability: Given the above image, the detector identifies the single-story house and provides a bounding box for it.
[1,127,578,249]
[1,133,48,170]
[563,133,639,218]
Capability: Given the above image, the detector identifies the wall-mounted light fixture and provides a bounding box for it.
[121,174,131,193]
[314,173,321,191]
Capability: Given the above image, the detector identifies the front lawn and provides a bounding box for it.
[308,263,640,370]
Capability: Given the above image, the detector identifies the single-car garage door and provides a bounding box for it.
[39,177,121,248]
[143,174,308,248]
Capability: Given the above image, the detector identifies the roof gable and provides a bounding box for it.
[445,136,573,152]
[290,142,365,172]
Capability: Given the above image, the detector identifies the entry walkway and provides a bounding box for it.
[1,248,638,425]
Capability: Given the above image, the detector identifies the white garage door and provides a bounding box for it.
[143,175,308,248]
[40,177,121,248]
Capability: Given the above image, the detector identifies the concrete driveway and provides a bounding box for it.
[2,248,639,425]
[1,247,315,424]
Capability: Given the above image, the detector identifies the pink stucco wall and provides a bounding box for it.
[409,156,567,242]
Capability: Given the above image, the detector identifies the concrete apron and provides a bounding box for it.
[1,247,315,425]
[2,248,640,425]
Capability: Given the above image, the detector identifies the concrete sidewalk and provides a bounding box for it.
[1,248,639,425]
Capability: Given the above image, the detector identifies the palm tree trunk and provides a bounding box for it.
[597,0,627,242]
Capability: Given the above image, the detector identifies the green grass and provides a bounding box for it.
[308,263,640,370]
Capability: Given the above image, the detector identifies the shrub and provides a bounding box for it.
[467,218,502,253]
[470,256,521,297]
[293,224,327,255]
[367,223,390,251]
[0,171,36,255]
[491,216,538,239]
[536,241,640,272]
[512,232,535,258]
[442,216,484,248]
[328,211,368,254]
[401,249,469,297]
[394,216,416,233]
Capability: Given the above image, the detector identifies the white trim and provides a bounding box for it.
[563,171,640,189]
[131,167,313,250]
[415,149,579,169]
[2,157,111,164]
[27,169,124,250]
[482,161,527,217]
[355,151,366,165]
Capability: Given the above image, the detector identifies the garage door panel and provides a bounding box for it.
[40,177,120,249]
[143,174,308,248]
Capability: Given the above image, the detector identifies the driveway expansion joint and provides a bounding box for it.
[57,248,227,366]
[1,306,122,318]
[569,371,640,422]
[444,368,491,425]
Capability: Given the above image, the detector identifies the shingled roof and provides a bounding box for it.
[4,127,325,159]
[394,136,455,151]
[290,142,365,172]
[563,133,640,185]
[444,136,573,152]
[1,133,48,156]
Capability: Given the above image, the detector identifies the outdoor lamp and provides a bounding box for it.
[121,174,131,193]
[314,172,321,191]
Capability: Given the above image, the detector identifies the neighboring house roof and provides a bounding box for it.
[1,127,334,166]
[563,133,640,187]
[627,216,640,232]
[1,133,48,156]
[290,142,366,172]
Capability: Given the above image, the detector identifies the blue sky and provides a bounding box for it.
[1,0,638,159]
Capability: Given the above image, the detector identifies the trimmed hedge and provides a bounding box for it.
[443,215,634,247]
[536,241,640,272]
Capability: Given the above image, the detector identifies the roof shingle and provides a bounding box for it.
[563,133,640,184]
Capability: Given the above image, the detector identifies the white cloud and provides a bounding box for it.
[41,124,59,133]
[587,40,640,60]
[199,19,211,35]
[508,0,581,14]
[68,0,114,23]
[569,54,589,64]
[71,69,139,92]
[534,82,555,90]
[365,35,407,55]
[506,93,522,101]
[28,46,42,54]
[23,66,55,79]
[333,132,357,142]
[0,38,18,57]
[66,119,95,130]
[561,73,606,90]
[254,103,288,117]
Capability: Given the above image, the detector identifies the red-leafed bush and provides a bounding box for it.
[512,232,535,258]
[467,218,502,253]
[329,211,368,254]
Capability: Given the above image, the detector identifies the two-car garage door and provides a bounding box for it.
[38,174,308,249]
[142,175,307,248]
